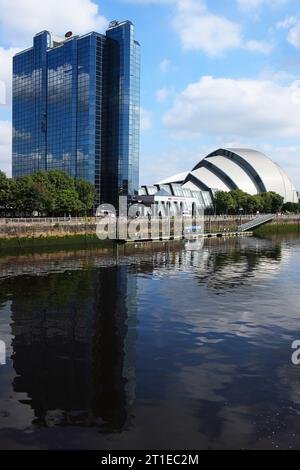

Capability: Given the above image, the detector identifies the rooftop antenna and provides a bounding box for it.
[109,20,119,28]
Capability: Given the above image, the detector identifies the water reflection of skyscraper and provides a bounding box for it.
[10,266,137,432]
[2,237,285,431]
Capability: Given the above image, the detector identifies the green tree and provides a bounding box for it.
[46,169,76,191]
[0,171,9,213]
[243,195,256,214]
[252,195,264,213]
[213,189,284,215]
[260,192,283,214]
[229,189,249,213]
[32,180,54,214]
[282,202,300,212]
[215,191,235,214]
[31,171,55,214]
[7,178,17,215]
[11,176,36,216]
[269,192,284,213]
[242,194,266,214]
[1,169,96,217]
[75,179,95,214]
[53,189,85,216]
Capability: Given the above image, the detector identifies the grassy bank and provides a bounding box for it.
[0,234,114,256]
[254,222,300,237]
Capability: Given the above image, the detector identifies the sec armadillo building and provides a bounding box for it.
[142,148,298,207]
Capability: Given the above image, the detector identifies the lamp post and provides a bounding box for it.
[239,207,244,226]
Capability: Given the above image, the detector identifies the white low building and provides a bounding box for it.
[131,188,204,216]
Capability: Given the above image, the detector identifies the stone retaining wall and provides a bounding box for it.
[0,216,299,239]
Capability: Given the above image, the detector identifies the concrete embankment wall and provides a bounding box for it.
[0,220,97,239]
[0,215,299,244]
[0,219,240,239]
[207,215,300,233]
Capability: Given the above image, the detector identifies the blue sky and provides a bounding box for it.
[1,0,300,187]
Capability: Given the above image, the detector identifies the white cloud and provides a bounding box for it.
[140,145,212,185]
[0,80,5,105]
[141,140,300,189]
[259,69,298,84]
[0,121,12,176]
[163,76,300,139]
[156,88,171,103]
[140,138,300,189]
[160,59,171,73]
[0,0,108,46]
[257,143,300,188]
[127,0,272,56]
[173,1,242,56]
[140,108,152,131]
[276,16,300,51]
[276,16,297,29]
[237,0,289,12]
[0,47,21,106]
[123,0,173,3]
[0,0,107,102]
[245,40,274,54]
[287,24,300,50]
[237,0,265,9]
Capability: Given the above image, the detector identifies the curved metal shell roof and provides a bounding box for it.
[186,148,298,203]
[191,167,231,192]
[201,154,258,195]
[159,172,188,185]
[157,148,298,203]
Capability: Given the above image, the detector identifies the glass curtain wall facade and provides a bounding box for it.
[106,21,140,202]
[12,22,141,206]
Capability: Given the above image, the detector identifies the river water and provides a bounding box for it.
[0,234,300,450]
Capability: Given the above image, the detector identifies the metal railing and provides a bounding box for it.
[238,214,275,232]
[0,217,97,225]
[0,214,299,226]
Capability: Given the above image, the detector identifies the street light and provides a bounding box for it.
[239,207,244,225]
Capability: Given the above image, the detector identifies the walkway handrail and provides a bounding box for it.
[238,214,275,232]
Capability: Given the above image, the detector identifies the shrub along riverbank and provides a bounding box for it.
[0,234,113,253]
[254,222,300,237]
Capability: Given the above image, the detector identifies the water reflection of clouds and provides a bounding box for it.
[0,237,300,449]
[134,237,300,448]
[149,237,285,290]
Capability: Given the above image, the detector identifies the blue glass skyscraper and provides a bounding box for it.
[12,21,141,205]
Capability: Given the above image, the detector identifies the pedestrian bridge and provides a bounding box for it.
[238,214,275,232]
